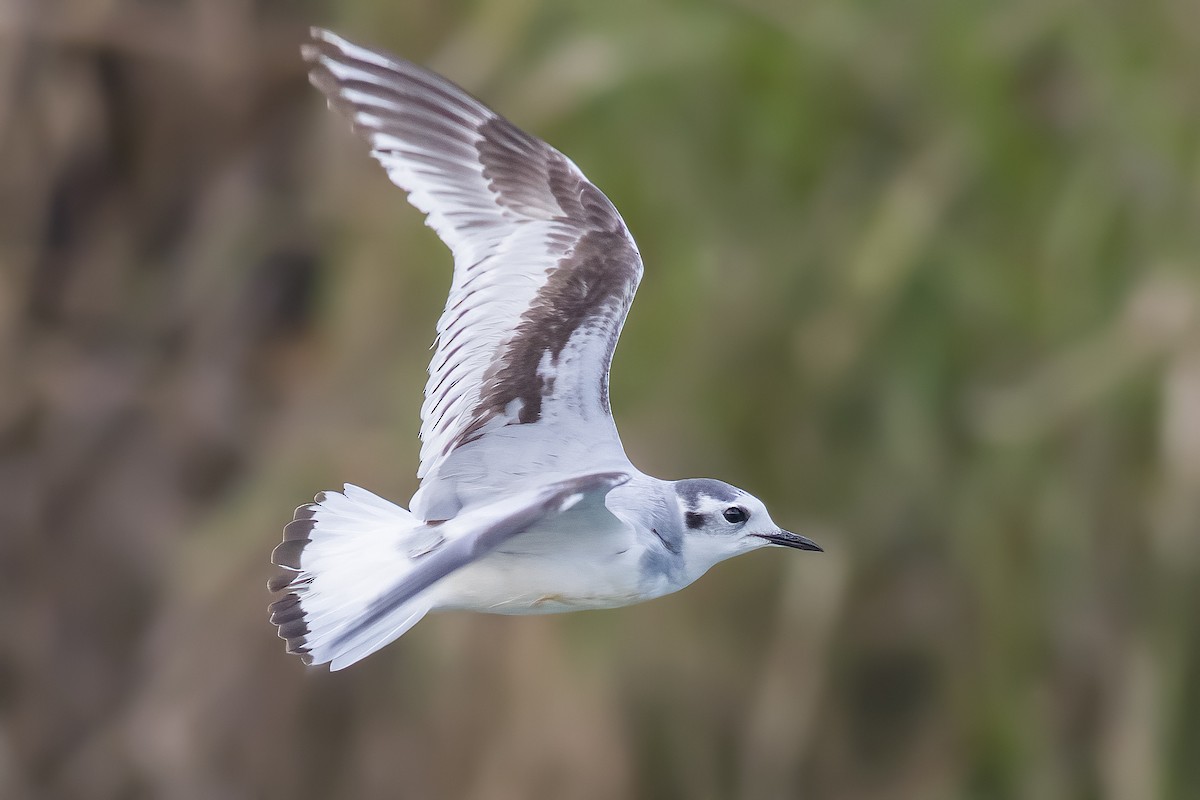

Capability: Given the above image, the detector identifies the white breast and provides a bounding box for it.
[428,509,648,613]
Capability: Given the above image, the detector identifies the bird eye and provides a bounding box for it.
[723,506,748,524]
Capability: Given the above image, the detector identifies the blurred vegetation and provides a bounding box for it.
[2,0,1199,798]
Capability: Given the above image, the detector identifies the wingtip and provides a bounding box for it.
[309,26,335,44]
[271,539,308,569]
[302,27,358,69]
[301,27,331,62]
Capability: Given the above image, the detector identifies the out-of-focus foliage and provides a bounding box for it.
[2,0,1198,797]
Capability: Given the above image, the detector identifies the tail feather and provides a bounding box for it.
[268,484,435,669]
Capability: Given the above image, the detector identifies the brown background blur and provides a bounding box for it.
[3,1,1199,798]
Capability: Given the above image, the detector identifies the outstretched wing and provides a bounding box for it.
[303,30,643,514]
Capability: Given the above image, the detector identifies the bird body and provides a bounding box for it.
[269,29,821,671]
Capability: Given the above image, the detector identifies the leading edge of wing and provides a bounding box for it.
[328,471,631,653]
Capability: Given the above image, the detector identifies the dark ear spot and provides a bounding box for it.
[685,512,705,529]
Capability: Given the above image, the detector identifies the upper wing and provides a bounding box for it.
[303,29,643,506]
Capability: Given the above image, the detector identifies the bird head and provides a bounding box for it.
[672,478,820,576]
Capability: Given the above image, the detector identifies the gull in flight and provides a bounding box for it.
[269,28,822,670]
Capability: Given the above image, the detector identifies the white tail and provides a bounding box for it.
[268,485,437,670]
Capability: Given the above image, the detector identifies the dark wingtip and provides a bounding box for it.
[269,497,321,659]
[267,572,293,592]
[268,593,303,624]
[271,539,308,569]
[283,517,316,542]
[268,592,312,656]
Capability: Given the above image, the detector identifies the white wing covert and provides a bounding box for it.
[303,30,644,517]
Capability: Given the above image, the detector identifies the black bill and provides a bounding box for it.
[752,530,823,552]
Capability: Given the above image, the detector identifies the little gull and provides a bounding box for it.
[269,28,822,670]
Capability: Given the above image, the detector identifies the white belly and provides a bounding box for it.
[424,477,682,614]
[431,544,652,614]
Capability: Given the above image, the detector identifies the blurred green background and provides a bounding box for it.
[3,0,1199,798]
